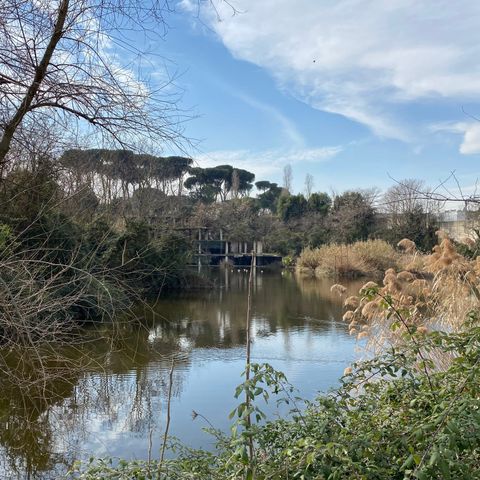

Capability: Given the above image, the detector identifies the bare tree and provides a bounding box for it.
[304,173,314,199]
[283,164,293,193]
[382,179,442,222]
[383,179,426,216]
[0,0,191,176]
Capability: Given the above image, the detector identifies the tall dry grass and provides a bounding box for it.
[297,239,399,278]
[331,233,480,357]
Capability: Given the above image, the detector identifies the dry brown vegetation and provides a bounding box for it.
[297,239,400,278]
[331,232,480,353]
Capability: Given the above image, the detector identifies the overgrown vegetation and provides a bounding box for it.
[1,2,477,477]
[338,232,480,343]
[0,144,455,352]
[0,163,192,347]
[1,147,444,327]
[71,235,480,478]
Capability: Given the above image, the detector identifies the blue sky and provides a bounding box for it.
[144,1,480,195]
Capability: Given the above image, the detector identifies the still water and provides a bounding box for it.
[0,270,365,479]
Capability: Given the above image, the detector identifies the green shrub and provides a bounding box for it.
[99,220,190,294]
[0,223,13,254]
[0,215,190,341]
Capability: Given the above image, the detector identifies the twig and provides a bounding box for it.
[158,358,175,477]
[245,251,255,464]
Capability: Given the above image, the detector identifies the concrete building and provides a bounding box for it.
[437,210,480,240]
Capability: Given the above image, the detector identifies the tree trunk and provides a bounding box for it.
[0,0,70,171]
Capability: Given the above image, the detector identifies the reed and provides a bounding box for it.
[297,239,399,278]
[333,232,480,356]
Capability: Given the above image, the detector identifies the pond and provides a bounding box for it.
[0,270,365,479]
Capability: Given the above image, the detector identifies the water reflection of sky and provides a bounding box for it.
[0,271,365,479]
[76,328,356,461]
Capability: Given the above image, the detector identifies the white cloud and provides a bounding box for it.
[460,125,480,155]
[431,122,480,154]
[194,146,343,177]
[232,91,305,147]
[184,0,480,144]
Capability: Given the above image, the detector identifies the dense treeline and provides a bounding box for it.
[7,148,439,254]
[0,147,443,336]
[55,150,438,256]
[2,148,441,258]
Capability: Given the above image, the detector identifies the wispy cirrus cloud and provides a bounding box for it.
[194,146,343,178]
[183,0,480,149]
[204,73,307,147]
[231,91,305,147]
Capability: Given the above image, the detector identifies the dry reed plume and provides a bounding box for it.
[332,232,480,355]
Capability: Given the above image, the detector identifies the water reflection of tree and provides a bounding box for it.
[0,272,363,479]
[0,327,191,479]
[0,356,80,478]
[147,272,363,350]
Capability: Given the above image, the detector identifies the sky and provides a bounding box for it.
[145,0,480,195]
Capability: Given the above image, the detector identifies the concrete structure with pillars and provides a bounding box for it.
[175,227,281,267]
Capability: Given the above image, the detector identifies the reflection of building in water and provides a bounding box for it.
[437,209,480,240]
[217,310,232,343]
